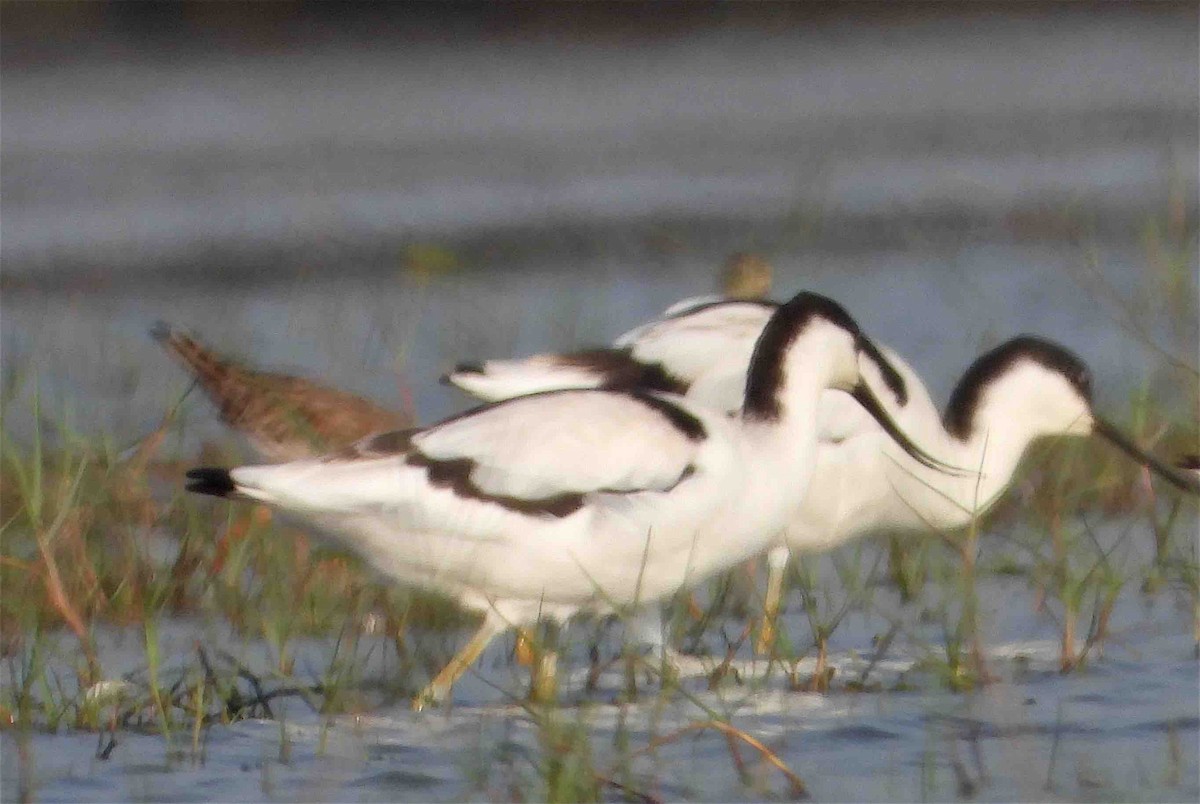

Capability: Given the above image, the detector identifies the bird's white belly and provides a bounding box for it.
[292,475,777,616]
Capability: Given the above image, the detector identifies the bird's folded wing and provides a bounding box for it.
[658,294,725,317]
[615,301,775,396]
[413,390,705,499]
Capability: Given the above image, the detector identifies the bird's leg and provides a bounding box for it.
[514,628,536,667]
[887,534,924,603]
[755,545,791,656]
[807,632,831,692]
[527,621,560,705]
[620,607,677,700]
[958,536,995,685]
[412,611,507,711]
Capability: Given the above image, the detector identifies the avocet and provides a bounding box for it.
[444,297,1200,651]
[186,292,951,708]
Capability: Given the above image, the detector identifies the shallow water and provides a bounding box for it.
[4,544,1198,802]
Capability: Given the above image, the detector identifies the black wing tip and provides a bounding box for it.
[186,467,237,497]
[149,320,175,342]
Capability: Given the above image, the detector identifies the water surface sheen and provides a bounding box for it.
[3,579,1197,802]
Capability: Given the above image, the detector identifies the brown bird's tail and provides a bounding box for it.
[149,321,263,429]
[150,321,411,462]
[151,321,246,391]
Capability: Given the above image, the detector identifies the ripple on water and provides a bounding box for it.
[822,724,901,743]
[350,769,444,789]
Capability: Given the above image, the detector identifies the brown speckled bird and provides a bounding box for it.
[152,322,411,462]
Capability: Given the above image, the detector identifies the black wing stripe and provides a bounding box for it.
[405,449,586,518]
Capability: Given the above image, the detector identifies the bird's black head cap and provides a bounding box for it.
[943,335,1092,440]
[743,292,909,420]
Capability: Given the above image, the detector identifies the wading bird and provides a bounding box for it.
[444,299,1200,655]
[152,322,410,461]
[186,292,952,708]
[718,252,774,301]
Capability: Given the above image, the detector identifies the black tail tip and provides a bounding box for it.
[186,467,237,497]
[441,362,484,385]
[149,320,175,342]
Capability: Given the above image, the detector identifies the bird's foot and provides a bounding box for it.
[514,629,536,667]
[754,617,778,657]
[411,682,447,712]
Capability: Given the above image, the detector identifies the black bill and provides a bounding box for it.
[1093,417,1200,496]
[850,382,963,475]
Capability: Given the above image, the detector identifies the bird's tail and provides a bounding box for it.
[186,467,239,498]
[188,457,413,513]
[151,321,249,391]
[150,321,268,429]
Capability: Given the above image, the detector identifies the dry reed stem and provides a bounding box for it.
[630,719,807,799]
[594,772,663,804]
[1048,511,1078,672]
[35,520,99,678]
[209,507,270,577]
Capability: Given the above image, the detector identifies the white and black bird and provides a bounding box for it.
[444,298,1200,651]
[187,292,951,708]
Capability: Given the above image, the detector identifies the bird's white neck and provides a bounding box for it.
[740,350,835,520]
[875,407,1050,532]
